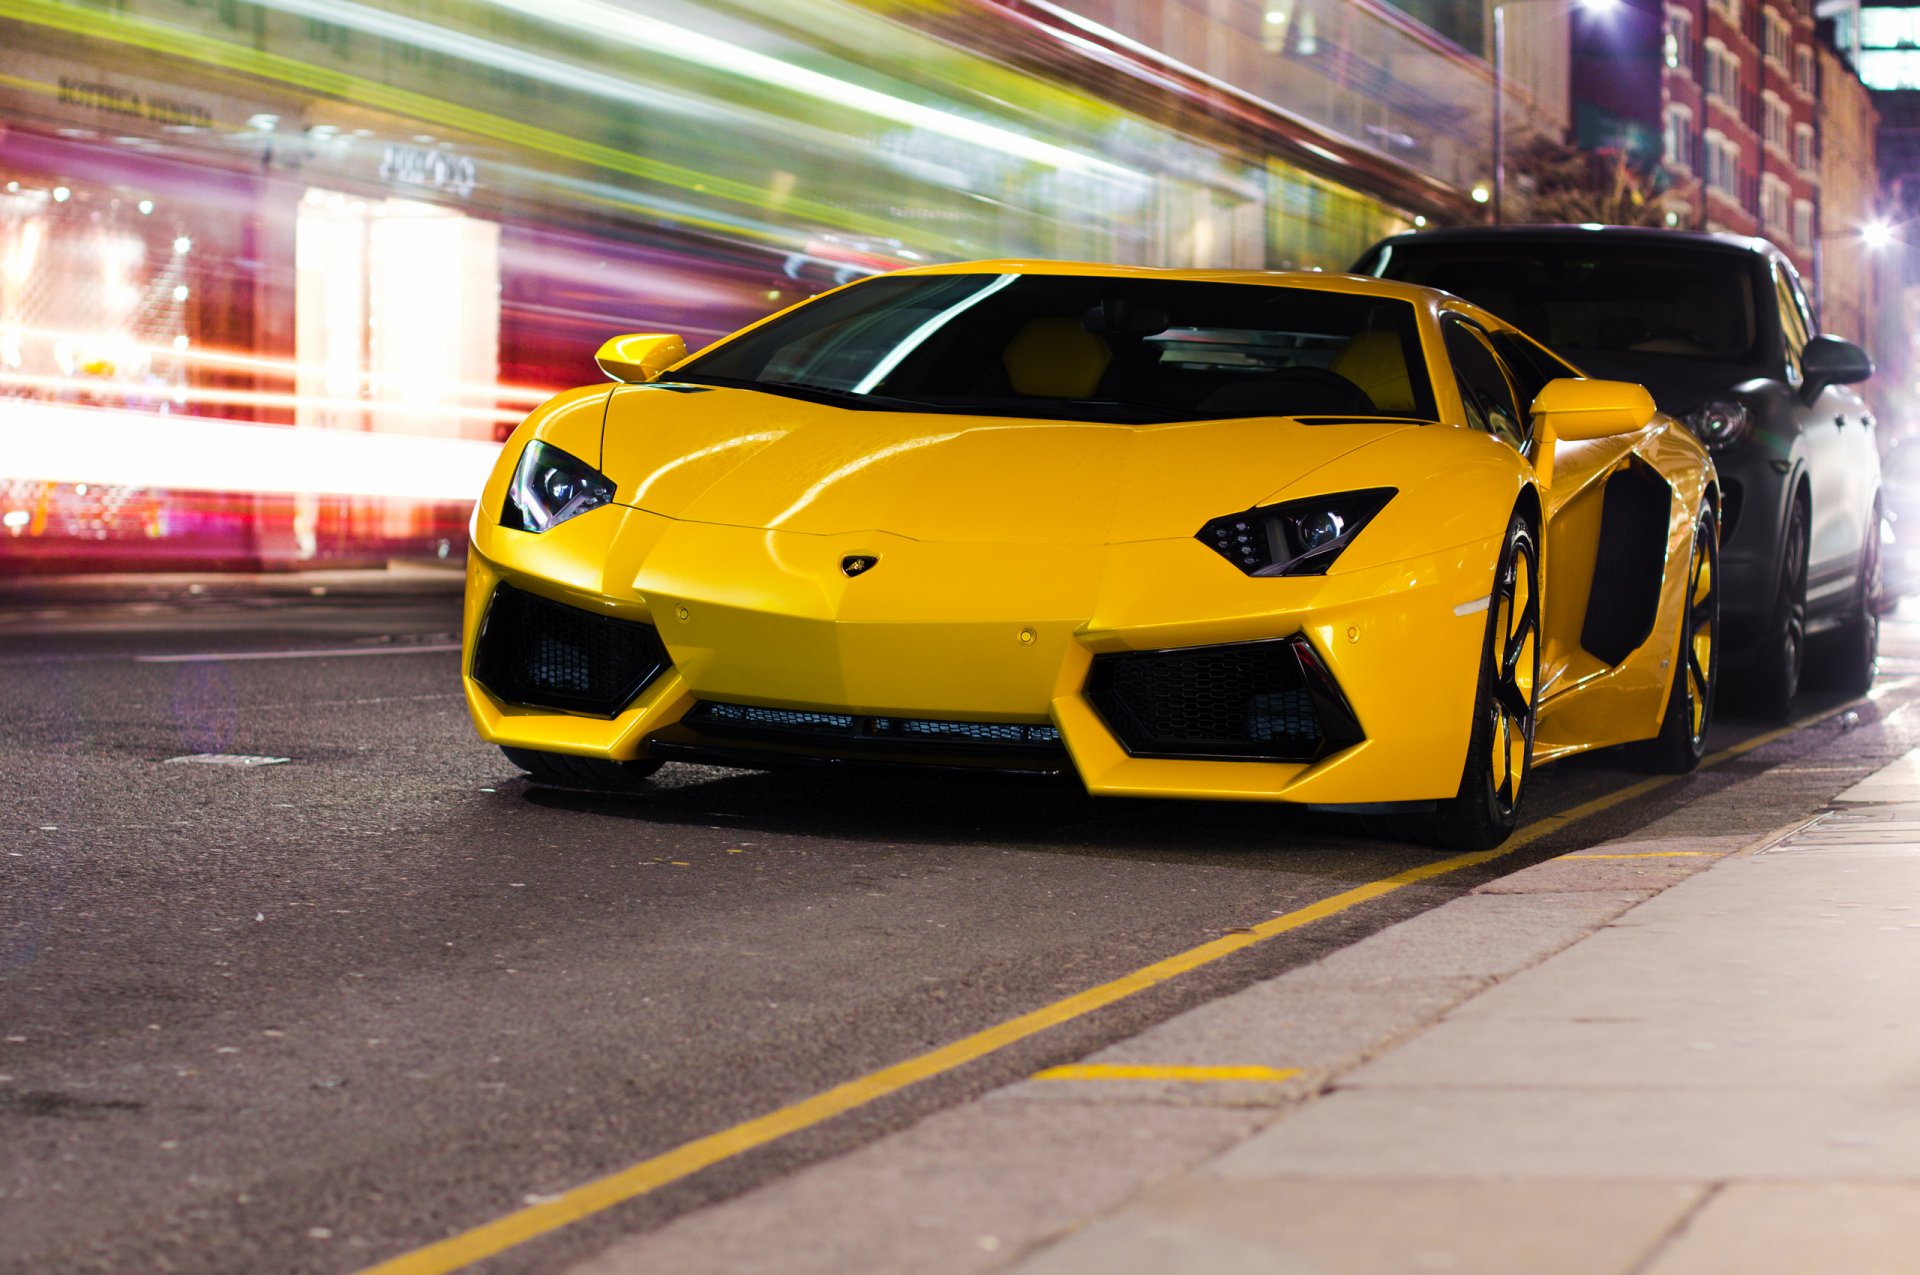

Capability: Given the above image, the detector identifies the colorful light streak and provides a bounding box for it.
[0,371,527,426]
[0,401,500,500]
[0,324,554,403]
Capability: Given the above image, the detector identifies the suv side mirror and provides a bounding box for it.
[595,333,688,384]
[1801,334,1872,401]
[1529,377,1656,487]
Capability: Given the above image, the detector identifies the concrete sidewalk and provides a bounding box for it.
[1005,767,1920,1275]
[571,732,1920,1275]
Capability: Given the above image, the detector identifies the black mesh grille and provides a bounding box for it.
[471,584,670,716]
[684,702,1062,750]
[1087,636,1362,762]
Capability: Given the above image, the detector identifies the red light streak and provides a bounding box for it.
[0,323,558,404]
[0,401,501,500]
[0,370,526,425]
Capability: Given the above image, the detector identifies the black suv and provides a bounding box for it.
[1355,226,1880,715]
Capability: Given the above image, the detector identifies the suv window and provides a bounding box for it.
[1772,259,1813,384]
[1444,317,1526,448]
[1367,240,1763,366]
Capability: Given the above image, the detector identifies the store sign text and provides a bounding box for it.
[57,77,214,129]
[379,144,477,200]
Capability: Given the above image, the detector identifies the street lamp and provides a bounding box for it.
[1492,0,1619,225]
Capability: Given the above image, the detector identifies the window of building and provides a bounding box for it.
[1763,91,1790,149]
[1666,7,1694,72]
[1793,122,1816,172]
[1704,39,1739,104]
[1793,199,1814,251]
[1794,46,1815,94]
[1704,129,1739,197]
[1761,173,1792,234]
[1859,9,1920,88]
[1764,11,1791,66]
[1665,104,1696,170]
[1709,0,1741,27]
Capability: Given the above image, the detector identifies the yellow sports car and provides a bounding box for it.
[462,263,1718,848]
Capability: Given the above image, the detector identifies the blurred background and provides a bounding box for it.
[0,0,1912,572]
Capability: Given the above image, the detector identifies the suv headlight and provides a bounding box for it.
[501,439,616,532]
[1683,400,1754,452]
[1197,488,1396,576]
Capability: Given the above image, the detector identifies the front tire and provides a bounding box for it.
[501,746,663,791]
[1629,503,1719,774]
[1421,513,1540,851]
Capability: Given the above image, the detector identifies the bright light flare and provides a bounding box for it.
[0,401,499,501]
[1863,219,1896,250]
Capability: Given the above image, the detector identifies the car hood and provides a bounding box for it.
[597,385,1422,545]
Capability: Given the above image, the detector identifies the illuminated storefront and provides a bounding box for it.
[0,0,1464,569]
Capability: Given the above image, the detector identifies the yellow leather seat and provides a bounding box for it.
[1002,317,1112,398]
[1330,331,1417,415]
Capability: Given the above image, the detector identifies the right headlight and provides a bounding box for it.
[501,439,615,533]
[1197,488,1396,576]
[1683,400,1754,452]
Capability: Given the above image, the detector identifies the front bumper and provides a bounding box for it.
[462,504,1498,806]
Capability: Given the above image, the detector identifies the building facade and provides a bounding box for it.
[1577,0,1822,275]
[1819,41,1882,345]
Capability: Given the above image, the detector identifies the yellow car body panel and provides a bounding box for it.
[462,263,1715,808]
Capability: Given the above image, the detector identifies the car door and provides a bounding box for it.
[1775,259,1858,608]
[1779,260,1875,608]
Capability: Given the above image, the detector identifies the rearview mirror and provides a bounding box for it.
[1801,334,1872,401]
[1529,378,1656,486]
[595,333,688,384]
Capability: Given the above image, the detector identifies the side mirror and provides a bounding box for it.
[1801,334,1872,401]
[1529,377,1656,487]
[595,333,687,384]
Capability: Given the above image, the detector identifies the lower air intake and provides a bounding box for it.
[1087,635,1363,763]
[686,702,1062,749]
[471,584,670,716]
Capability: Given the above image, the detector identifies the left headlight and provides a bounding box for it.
[501,439,615,533]
[1197,488,1396,576]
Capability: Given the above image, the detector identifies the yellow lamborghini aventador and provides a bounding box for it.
[462,263,1718,848]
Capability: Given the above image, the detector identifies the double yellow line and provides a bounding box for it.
[356,696,1870,1275]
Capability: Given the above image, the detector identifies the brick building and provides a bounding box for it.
[1576,0,1822,275]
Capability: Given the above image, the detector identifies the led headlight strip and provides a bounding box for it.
[1197,487,1396,576]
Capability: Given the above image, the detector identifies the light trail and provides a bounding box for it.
[0,372,525,426]
[0,401,500,501]
[0,324,556,404]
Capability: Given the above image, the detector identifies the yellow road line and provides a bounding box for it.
[1033,1063,1300,1083]
[354,696,1866,1275]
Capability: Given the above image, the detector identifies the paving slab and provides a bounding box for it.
[566,1103,1265,1275]
[1640,1182,1920,1275]
[1008,1178,1704,1275]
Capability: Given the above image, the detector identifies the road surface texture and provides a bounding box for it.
[1,569,1912,1273]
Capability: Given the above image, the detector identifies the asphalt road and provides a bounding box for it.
[1,575,1912,1274]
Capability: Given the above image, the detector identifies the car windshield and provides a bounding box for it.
[1365,241,1762,366]
[675,273,1438,423]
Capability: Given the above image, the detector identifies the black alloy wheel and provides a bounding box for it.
[1423,513,1540,850]
[1630,504,1719,773]
[1740,496,1808,720]
[502,746,664,791]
